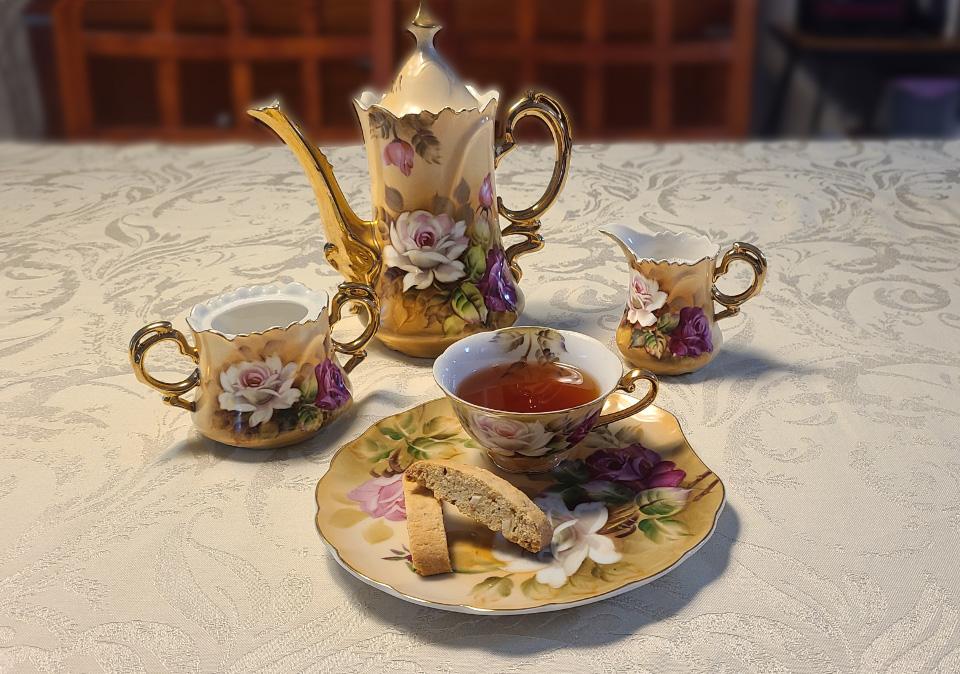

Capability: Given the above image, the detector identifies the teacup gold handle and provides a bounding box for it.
[494,91,573,281]
[329,282,380,373]
[128,321,200,412]
[713,242,768,321]
[595,369,659,427]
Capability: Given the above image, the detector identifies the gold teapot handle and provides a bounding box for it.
[329,282,380,373]
[494,91,573,281]
[129,321,200,412]
[712,242,768,321]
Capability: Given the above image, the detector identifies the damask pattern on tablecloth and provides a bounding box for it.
[0,140,958,672]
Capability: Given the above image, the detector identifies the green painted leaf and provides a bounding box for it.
[637,488,691,517]
[470,575,514,599]
[384,186,404,212]
[465,245,486,281]
[443,314,467,336]
[643,330,668,359]
[454,177,470,206]
[657,312,680,333]
[299,369,318,403]
[584,480,635,506]
[629,329,646,349]
[422,415,463,440]
[638,517,690,543]
[451,284,485,324]
[550,459,589,485]
[520,576,552,600]
[297,404,322,431]
[412,129,441,163]
[378,426,404,441]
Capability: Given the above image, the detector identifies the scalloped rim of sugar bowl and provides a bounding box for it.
[186,282,328,340]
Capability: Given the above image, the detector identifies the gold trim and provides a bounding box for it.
[314,395,726,614]
[128,321,200,412]
[713,241,768,321]
[329,282,380,373]
[595,369,659,426]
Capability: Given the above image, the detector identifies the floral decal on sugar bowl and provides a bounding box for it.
[218,356,301,427]
[214,354,353,439]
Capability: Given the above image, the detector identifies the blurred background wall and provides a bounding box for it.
[3,0,960,143]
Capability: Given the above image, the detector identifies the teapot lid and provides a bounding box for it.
[358,2,495,116]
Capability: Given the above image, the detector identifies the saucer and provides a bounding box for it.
[315,393,725,614]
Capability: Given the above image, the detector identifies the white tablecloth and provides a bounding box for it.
[1,140,959,672]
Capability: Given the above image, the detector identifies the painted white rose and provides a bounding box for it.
[383,210,469,291]
[218,355,300,428]
[626,271,668,327]
[470,413,555,457]
[491,497,622,588]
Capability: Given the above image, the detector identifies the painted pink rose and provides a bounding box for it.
[218,355,300,428]
[669,306,713,357]
[479,173,494,209]
[383,139,414,176]
[626,271,667,327]
[347,474,406,521]
[383,210,469,291]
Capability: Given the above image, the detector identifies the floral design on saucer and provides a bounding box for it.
[315,395,724,614]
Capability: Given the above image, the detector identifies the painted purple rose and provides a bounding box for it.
[478,173,494,209]
[314,358,351,411]
[347,474,405,521]
[585,443,685,490]
[566,409,600,447]
[476,246,518,313]
[669,306,713,358]
[383,139,414,176]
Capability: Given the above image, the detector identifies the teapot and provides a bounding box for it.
[249,3,572,357]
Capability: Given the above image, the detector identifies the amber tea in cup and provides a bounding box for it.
[456,362,602,413]
[434,327,659,472]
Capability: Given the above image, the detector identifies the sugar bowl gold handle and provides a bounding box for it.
[596,369,659,426]
[129,322,200,412]
[329,282,380,373]
[494,91,573,281]
[713,242,768,321]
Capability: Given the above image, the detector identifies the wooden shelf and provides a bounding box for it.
[28,0,757,142]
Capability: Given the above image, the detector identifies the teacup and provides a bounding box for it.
[433,326,658,473]
[129,282,379,449]
[602,226,767,376]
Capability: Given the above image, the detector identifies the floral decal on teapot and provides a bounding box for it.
[214,354,352,440]
[370,108,441,175]
[378,171,518,338]
[623,271,714,360]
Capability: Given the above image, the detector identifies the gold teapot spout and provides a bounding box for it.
[248,101,380,286]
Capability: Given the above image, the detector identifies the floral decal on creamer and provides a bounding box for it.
[624,271,715,360]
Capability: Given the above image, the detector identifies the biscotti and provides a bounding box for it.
[402,474,453,576]
[405,460,552,553]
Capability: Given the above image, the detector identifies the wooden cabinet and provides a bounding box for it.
[28,0,757,142]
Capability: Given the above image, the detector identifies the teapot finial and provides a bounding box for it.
[412,1,440,32]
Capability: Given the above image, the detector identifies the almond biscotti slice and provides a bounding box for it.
[405,460,552,553]
[402,474,452,576]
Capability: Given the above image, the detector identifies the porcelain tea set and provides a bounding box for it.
[128,4,767,470]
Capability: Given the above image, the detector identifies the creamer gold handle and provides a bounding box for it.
[128,321,200,412]
[329,282,380,373]
[713,242,768,321]
[595,369,659,427]
[494,91,573,281]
